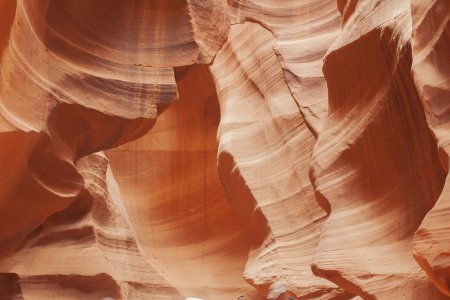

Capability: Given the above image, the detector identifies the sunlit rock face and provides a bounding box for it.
[0,1,449,299]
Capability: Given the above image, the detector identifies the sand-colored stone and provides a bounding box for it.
[1,1,450,299]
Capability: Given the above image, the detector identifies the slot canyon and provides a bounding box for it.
[0,0,449,299]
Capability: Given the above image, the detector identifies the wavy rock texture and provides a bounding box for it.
[310,0,448,299]
[1,0,450,299]
[1,152,183,299]
[210,22,350,299]
[0,0,217,258]
[228,0,341,135]
[105,64,261,299]
[106,64,262,300]
[411,0,450,297]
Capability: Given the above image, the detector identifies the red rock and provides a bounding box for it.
[0,1,449,299]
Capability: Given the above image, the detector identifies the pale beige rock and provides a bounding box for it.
[310,0,448,299]
[228,0,341,135]
[1,0,450,299]
[411,0,450,296]
[210,22,349,299]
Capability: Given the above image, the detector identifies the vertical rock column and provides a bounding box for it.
[310,0,447,298]
[411,0,450,296]
[211,22,348,299]
[106,65,260,300]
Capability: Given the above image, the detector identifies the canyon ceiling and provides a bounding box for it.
[0,0,449,299]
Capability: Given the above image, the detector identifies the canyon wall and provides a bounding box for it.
[0,0,449,299]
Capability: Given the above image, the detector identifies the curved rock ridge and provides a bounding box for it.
[0,0,230,258]
[0,106,156,259]
[336,0,359,25]
[411,0,450,296]
[310,0,448,298]
[0,0,230,131]
[1,0,450,299]
[227,0,341,135]
[1,152,181,299]
[0,0,239,298]
[106,64,261,300]
[210,22,351,299]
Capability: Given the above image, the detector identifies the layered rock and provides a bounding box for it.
[0,0,237,299]
[228,0,341,135]
[106,65,261,299]
[1,0,450,299]
[411,0,450,297]
[310,0,448,299]
[0,152,182,299]
[211,22,350,299]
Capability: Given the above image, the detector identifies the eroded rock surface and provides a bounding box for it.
[1,0,450,299]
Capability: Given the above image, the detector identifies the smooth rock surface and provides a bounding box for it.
[1,1,450,299]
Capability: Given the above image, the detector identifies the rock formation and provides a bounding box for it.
[411,0,450,297]
[0,0,449,299]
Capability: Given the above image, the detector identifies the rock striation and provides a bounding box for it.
[411,0,450,297]
[310,1,447,298]
[0,0,450,299]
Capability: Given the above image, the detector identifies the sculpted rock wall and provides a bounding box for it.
[310,1,447,298]
[411,0,450,296]
[106,64,261,299]
[227,0,341,135]
[0,0,450,299]
[210,22,348,299]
